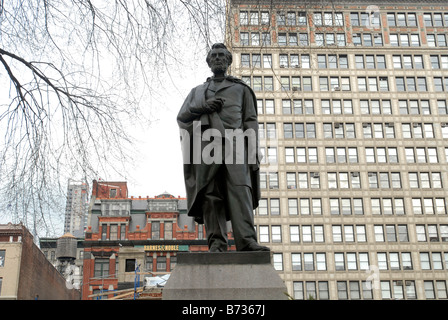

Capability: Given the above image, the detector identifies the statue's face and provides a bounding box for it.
[208,48,230,74]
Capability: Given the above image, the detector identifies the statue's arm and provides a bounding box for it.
[242,86,258,132]
[177,88,204,124]
[177,86,223,125]
[242,85,261,165]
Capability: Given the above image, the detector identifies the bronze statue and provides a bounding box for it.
[177,43,269,252]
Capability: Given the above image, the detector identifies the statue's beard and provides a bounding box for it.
[210,63,228,75]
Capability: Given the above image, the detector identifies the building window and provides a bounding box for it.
[259,226,269,243]
[321,100,353,114]
[271,225,282,242]
[296,33,307,46]
[101,224,107,240]
[436,281,448,299]
[290,226,300,242]
[165,221,173,240]
[240,32,249,45]
[125,259,136,272]
[240,11,248,25]
[288,199,298,216]
[425,280,448,299]
[270,198,280,215]
[257,199,268,215]
[249,11,259,25]
[0,250,5,267]
[94,258,110,278]
[351,12,359,26]
[268,172,278,189]
[325,147,358,163]
[399,100,431,115]
[110,224,118,241]
[357,55,386,69]
[273,253,283,271]
[101,201,130,216]
[293,282,304,300]
[424,281,435,299]
[241,53,250,67]
[360,99,392,114]
[392,281,405,299]
[251,33,260,45]
[145,256,153,271]
[332,225,342,242]
[253,76,262,91]
[278,33,287,46]
[156,256,166,272]
[302,226,312,243]
[151,221,160,240]
[337,281,348,299]
[304,254,314,271]
[335,253,345,271]
[120,224,126,240]
[412,198,447,215]
[380,281,392,299]
[291,253,302,271]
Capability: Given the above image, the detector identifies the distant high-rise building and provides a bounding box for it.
[64,179,89,238]
[226,0,448,300]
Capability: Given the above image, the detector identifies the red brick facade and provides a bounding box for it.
[82,182,235,300]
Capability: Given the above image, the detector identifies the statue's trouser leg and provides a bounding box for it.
[202,166,258,251]
[202,170,228,252]
[224,179,258,251]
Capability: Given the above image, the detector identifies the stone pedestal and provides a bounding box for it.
[162,251,288,300]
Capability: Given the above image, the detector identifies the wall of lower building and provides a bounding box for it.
[16,227,80,300]
[0,242,21,299]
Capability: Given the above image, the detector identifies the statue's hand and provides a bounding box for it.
[203,98,224,114]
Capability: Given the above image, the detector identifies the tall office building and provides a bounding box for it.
[64,179,89,238]
[225,0,448,299]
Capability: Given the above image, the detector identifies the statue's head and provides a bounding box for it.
[206,43,232,75]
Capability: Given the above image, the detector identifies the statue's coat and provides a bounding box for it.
[177,77,261,224]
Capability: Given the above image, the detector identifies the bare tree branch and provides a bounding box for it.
[0,0,227,238]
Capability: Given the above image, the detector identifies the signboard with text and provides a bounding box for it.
[143,245,189,252]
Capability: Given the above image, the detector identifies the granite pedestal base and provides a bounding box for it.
[162,251,288,300]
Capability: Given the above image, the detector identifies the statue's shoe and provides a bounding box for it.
[241,242,270,252]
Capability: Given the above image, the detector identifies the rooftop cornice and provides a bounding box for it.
[230,0,448,5]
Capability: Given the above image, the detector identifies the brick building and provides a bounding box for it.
[0,223,80,300]
[81,180,234,300]
[225,0,448,299]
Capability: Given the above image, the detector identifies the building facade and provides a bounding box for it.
[81,181,226,300]
[226,0,448,299]
[0,223,80,300]
[64,179,89,238]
